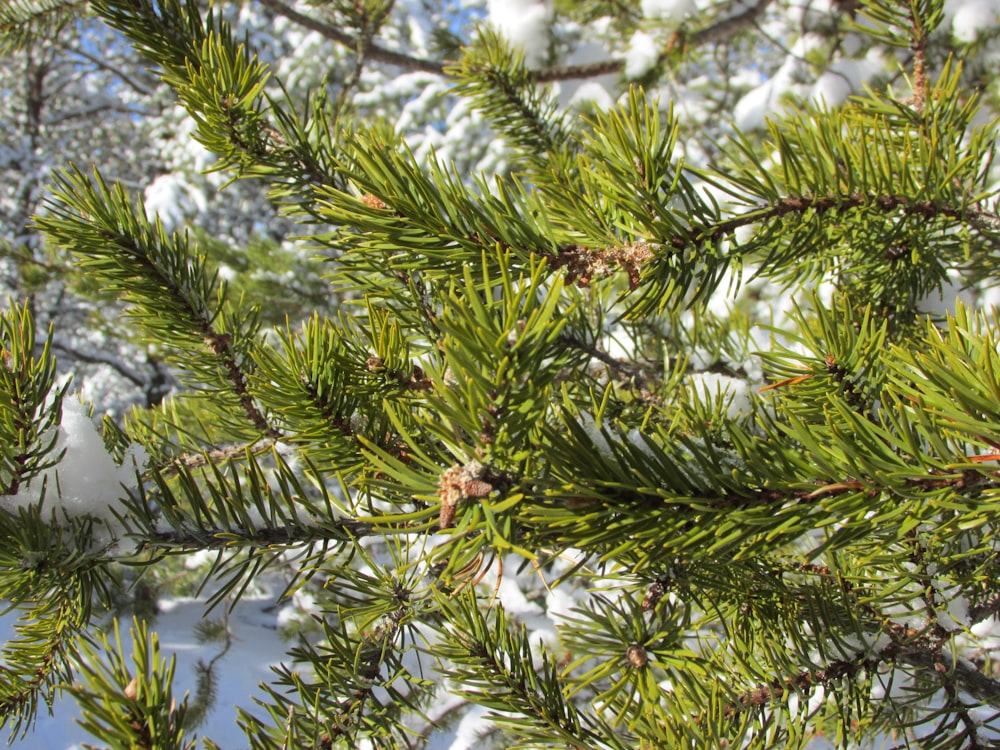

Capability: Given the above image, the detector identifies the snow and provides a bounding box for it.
[624,31,661,80]
[734,35,827,130]
[0,397,147,556]
[555,36,619,109]
[642,0,697,23]
[486,0,551,68]
[398,0,435,54]
[950,0,998,43]
[918,269,977,317]
[808,50,887,108]
[565,81,616,111]
[544,586,578,628]
[579,412,614,458]
[442,704,491,750]
[686,372,752,418]
[937,594,970,632]
[144,172,207,234]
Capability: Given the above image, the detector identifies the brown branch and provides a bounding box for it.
[256,0,773,83]
[969,596,1000,626]
[668,194,1000,251]
[557,333,640,380]
[616,463,1000,515]
[723,621,1000,726]
[901,649,1000,707]
[143,517,378,551]
[50,338,147,387]
[255,0,444,75]
[90,226,280,439]
[202,331,280,438]
[152,439,277,478]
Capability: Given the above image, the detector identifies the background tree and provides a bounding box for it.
[3,0,1000,748]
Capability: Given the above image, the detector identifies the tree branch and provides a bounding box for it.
[256,0,773,83]
[255,0,444,75]
[50,338,148,387]
[665,194,1000,251]
[58,39,158,96]
[143,518,379,551]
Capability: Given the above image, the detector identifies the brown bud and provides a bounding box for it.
[437,461,494,528]
[462,479,492,497]
[361,193,389,210]
[626,643,648,668]
[642,581,665,612]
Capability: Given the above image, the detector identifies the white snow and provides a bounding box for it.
[443,704,492,750]
[734,35,825,130]
[642,0,697,23]
[686,372,752,418]
[544,586,579,629]
[937,595,970,631]
[624,31,661,80]
[950,0,998,43]
[808,49,887,108]
[566,81,616,111]
[918,269,977,317]
[486,0,552,68]
[0,397,147,556]
[144,172,208,234]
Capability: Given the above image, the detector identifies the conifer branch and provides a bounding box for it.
[0,589,83,739]
[0,0,83,52]
[202,330,279,438]
[6,0,1000,744]
[143,519,377,551]
[158,440,277,476]
[668,194,1000,251]
[36,169,280,439]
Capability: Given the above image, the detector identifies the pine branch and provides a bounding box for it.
[142,518,377,551]
[35,168,280,438]
[435,593,629,750]
[91,0,344,217]
[665,194,1000,254]
[0,0,84,52]
[156,440,277,476]
[69,618,195,750]
[0,301,65,496]
[0,592,80,739]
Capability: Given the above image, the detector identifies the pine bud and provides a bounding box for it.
[438,460,494,529]
[626,642,648,668]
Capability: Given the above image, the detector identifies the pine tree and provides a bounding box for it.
[3,0,1000,747]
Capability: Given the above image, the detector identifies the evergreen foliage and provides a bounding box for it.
[3,0,1000,747]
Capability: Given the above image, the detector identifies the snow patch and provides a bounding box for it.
[642,0,696,23]
[567,81,616,111]
[144,173,208,233]
[0,398,147,556]
[487,0,551,68]
[951,0,998,43]
[624,31,660,79]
